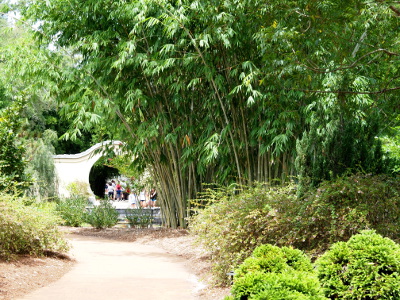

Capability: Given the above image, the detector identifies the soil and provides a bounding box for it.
[0,227,230,300]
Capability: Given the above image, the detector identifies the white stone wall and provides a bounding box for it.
[53,141,122,198]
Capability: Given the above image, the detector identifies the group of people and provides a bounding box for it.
[105,180,157,208]
[129,188,157,208]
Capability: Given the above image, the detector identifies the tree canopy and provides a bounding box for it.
[15,0,400,226]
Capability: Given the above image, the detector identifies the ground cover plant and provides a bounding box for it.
[316,230,400,299]
[0,193,69,259]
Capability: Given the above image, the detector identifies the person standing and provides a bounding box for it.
[139,188,147,208]
[149,188,157,207]
[128,190,137,208]
[107,182,115,200]
[115,182,123,201]
[123,186,131,200]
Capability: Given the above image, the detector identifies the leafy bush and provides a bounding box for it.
[316,230,400,299]
[292,174,400,251]
[0,194,69,259]
[56,196,88,227]
[189,183,298,284]
[189,175,400,285]
[66,181,91,198]
[85,200,119,229]
[125,208,153,228]
[228,244,326,300]
[0,108,29,192]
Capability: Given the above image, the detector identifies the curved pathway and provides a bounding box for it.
[17,234,199,300]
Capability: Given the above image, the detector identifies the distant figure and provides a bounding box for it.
[107,182,115,200]
[104,183,109,199]
[128,191,137,208]
[123,186,131,200]
[150,188,157,207]
[139,188,147,208]
[115,182,123,201]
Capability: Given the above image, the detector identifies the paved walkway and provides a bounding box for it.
[17,234,200,300]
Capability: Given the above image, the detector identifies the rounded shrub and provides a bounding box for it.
[85,200,119,229]
[235,244,314,277]
[316,230,400,299]
[56,196,88,227]
[230,244,326,300]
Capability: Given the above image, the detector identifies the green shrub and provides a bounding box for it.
[190,175,400,285]
[292,174,400,251]
[125,208,153,228]
[0,194,69,259]
[230,244,326,300]
[189,183,298,284]
[85,200,119,229]
[56,196,88,227]
[316,230,400,299]
[66,181,91,198]
[235,244,313,277]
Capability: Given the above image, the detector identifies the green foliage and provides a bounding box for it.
[16,0,400,229]
[56,196,88,227]
[125,208,153,228]
[0,193,69,259]
[0,104,29,191]
[295,111,386,195]
[229,244,326,300]
[25,130,58,200]
[235,244,313,277]
[66,181,91,198]
[381,124,400,173]
[189,183,298,284]
[316,230,400,299]
[190,175,400,285]
[84,200,119,229]
[292,174,400,251]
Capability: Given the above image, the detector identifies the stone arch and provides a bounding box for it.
[53,140,123,198]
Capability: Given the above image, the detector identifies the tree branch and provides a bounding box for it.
[286,86,400,95]
[389,5,400,16]
[297,48,399,74]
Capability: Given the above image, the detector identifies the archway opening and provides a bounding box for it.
[89,157,120,198]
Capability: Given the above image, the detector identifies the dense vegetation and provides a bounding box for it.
[0,3,399,298]
[0,193,69,259]
[190,174,400,284]
[226,231,400,299]
[8,0,398,227]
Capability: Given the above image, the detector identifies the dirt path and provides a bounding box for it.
[16,234,201,300]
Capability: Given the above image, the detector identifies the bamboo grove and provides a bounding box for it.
[17,0,400,227]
